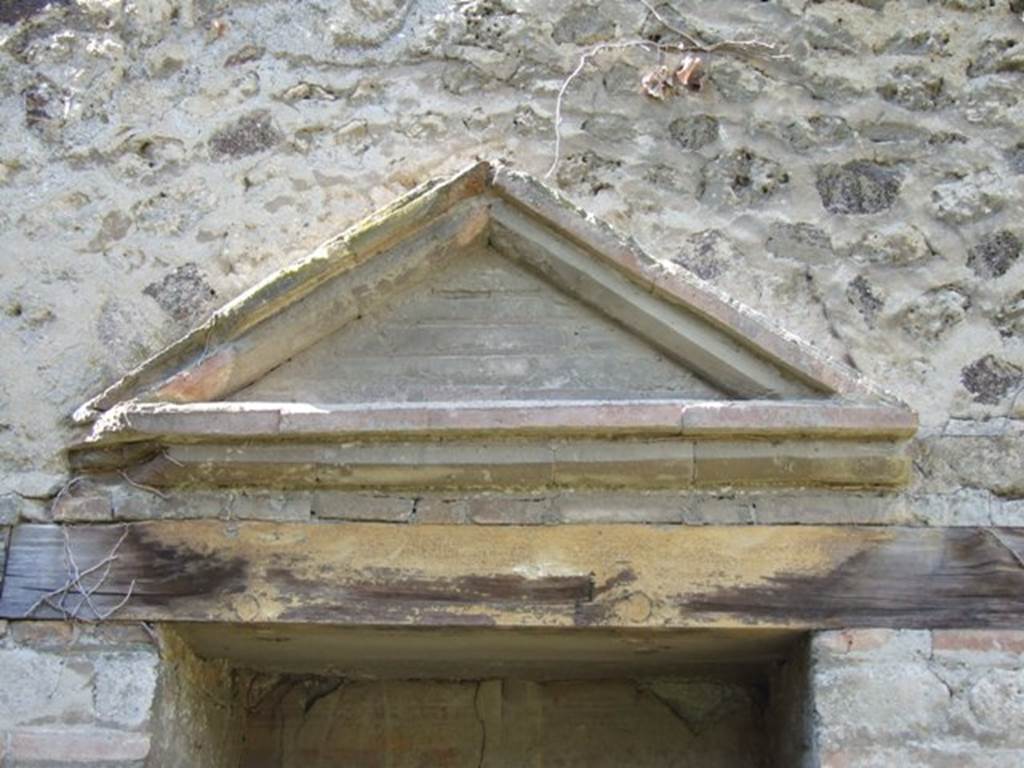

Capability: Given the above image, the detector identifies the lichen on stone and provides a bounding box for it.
[208,111,282,160]
[816,161,902,215]
[143,264,217,324]
[967,230,1021,279]
[961,355,1024,405]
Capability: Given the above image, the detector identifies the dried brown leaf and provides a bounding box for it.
[675,54,704,91]
[641,65,674,100]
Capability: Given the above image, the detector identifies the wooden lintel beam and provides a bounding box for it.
[2,522,1022,630]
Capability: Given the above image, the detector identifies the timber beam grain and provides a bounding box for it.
[1,522,1023,629]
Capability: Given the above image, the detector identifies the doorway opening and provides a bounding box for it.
[150,624,814,767]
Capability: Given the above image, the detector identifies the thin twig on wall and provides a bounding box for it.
[636,0,790,60]
[545,0,790,179]
[545,39,664,179]
[118,469,170,499]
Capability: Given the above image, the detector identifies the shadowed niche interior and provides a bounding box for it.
[149,624,814,768]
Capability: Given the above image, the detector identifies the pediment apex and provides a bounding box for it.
[74,160,911,433]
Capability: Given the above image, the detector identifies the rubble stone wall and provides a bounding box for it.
[813,629,1024,767]
[1,0,1022,525]
[2,0,1024,765]
[0,621,159,766]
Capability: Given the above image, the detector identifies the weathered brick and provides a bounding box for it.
[10,622,153,650]
[822,746,1024,767]
[52,483,113,522]
[110,486,231,521]
[8,621,76,648]
[554,493,682,524]
[312,491,412,522]
[232,490,312,521]
[745,492,914,525]
[932,629,1024,664]
[8,727,150,763]
[466,495,550,524]
[411,497,468,524]
[813,629,931,661]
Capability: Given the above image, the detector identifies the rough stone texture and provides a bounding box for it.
[960,355,1024,406]
[668,113,720,150]
[0,0,1020,516]
[146,629,245,768]
[815,161,902,215]
[207,110,282,160]
[701,148,790,205]
[94,652,160,728]
[896,285,971,343]
[877,65,950,111]
[1,0,1024,761]
[672,228,740,281]
[239,673,771,767]
[813,629,1024,767]
[967,230,1022,278]
[930,173,1006,225]
[141,263,218,323]
[845,275,884,326]
[0,622,159,765]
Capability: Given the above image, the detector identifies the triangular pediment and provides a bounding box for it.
[230,244,728,404]
[71,161,916,490]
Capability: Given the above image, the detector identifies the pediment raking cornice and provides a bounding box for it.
[70,161,917,490]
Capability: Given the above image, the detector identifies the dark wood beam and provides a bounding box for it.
[2,522,1022,629]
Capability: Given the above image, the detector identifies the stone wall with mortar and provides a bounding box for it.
[812,629,1024,767]
[0,622,247,767]
[1,0,1023,524]
[2,0,1024,765]
[0,621,160,766]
